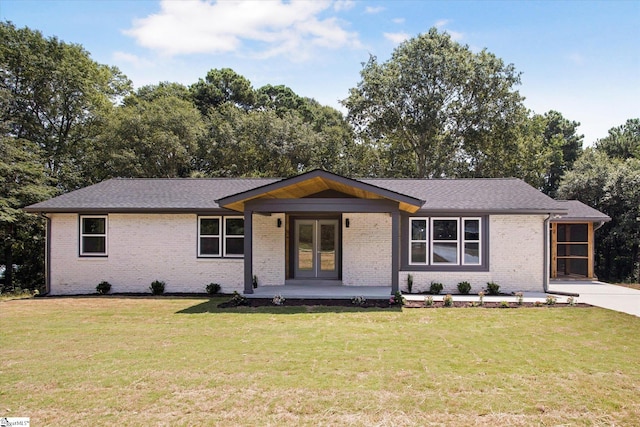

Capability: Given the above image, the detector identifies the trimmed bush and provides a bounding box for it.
[206,283,221,295]
[429,281,444,295]
[443,294,453,307]
[486,281,500,295]
[96,281,111,295]
[150,280,165,295]
[457,281,471,295]
[407,274,413,293]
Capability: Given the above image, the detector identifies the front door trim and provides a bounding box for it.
[290,215,342,281]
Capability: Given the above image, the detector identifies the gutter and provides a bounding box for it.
[543,214,551,293]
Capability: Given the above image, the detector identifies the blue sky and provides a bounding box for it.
[2,0,638,145]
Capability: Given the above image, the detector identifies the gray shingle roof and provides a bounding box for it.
[553,200,611,221]
[25,175,586,216]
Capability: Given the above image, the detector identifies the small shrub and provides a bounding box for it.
[424,295,434,307]
[429,281,444,295]
[218,291,249,308]
[96,281,111,295]
[467,301,480,307]
[515,292,524,305]
[390,290,405,306]
[486,282,500,295]
[150,280,165,295]
[499,301,510,308]
[478,291,485,306]
[407,274,413,294]
[534,300,543,307]
[351,296,367,306]
[457,281,471,295]
[545,295,557,305]
[205,283,221,295]
[443,294,453,307]
[252,275,258,289]
[272,294,285,306]
[567,296,576,306]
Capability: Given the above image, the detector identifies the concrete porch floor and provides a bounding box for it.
[246,285,392,300]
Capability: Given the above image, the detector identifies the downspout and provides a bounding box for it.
[543,214,551,293]
[39,213,51,295]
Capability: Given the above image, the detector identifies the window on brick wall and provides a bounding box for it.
[80,215,107,256]
[198,216,244,257]
[409,217,482,266]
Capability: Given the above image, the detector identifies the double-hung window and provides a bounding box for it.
[408,217,482,266]
[198,216,244,257]
[80,215,107,256]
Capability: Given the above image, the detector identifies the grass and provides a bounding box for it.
[1,297,639,426]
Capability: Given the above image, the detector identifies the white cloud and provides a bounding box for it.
[384,32,410,44]
[392,17,405,24]
[334,0,355,11]
[112,51,155,68]
[365,6,385,14]
[124,0,360,59]
[434,19,449,28]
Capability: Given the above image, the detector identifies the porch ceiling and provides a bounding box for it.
[216,170,424,213]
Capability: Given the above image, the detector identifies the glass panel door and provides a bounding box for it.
[294,219,339,279]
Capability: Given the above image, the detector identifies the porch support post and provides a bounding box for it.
[391,209,400,294]
[244,209,254,294]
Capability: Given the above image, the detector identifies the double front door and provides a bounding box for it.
[294,219,340,279]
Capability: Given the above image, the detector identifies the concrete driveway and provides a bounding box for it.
[548,281,640,317]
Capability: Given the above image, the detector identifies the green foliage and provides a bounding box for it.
[149,280,165,295]
[407,274,413,293]
[515,292,524,306]
[205,283,221,295]
[190,68,255,114]
[499,301,510,308]
[424,296,434,307]
[272,294,286,306]
[558,142,640,282]
[540,110,583,196]
[443,294,453,307]
[351,296,367,306]
[545,295,557,306]
[595,118,639,160]
[429,281,444,295]
[96,281,111,295]
[390,290,405,306]
[218,291,249,308]
[457,281,471,295]
[344,28,535,180]
[486,282,500,295]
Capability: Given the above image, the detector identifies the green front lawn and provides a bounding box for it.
[2,297,639,425]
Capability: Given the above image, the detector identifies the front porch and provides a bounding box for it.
[246,284,393,300]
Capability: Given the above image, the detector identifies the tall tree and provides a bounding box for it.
[595,118,639,160]
[558,147,640,282]
[190,68,255,115]
[343,28,526,178]
[0,22,131,190]
[540,110,583,196]
[91,89,205,180]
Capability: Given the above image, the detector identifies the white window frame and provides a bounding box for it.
[223,216,244,258]
[462,217,482,265]
[198,216,222,258]
[409,217,429,265]
[80,215,108,257]
[430,217,460,265]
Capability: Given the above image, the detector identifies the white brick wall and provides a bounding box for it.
[49,212,545,295]
[400,215,546,294]
[252,213,285,286]
[49,213,245,295]
[342,213,392,286]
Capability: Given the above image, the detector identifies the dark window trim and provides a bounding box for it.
[401,214,490,272]
[197,215,245,259]
[78,214,108,258]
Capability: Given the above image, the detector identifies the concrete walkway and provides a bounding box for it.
[548,281,640,317]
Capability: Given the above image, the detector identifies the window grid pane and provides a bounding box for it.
[431,219,459,265]
[462,218,481,265]
[80,216,107,256]
[409,218,428,265]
